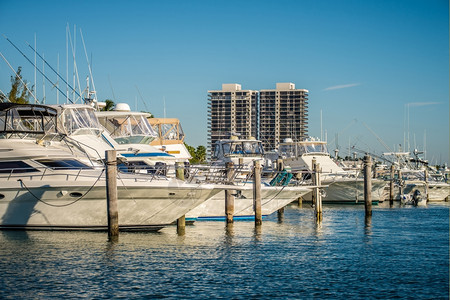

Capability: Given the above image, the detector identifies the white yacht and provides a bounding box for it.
[0,103,223,230]
[277,137,387,204]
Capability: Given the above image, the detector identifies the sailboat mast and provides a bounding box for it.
[34,33,37,104]
[66,24,69,103]
[42,53,45,104]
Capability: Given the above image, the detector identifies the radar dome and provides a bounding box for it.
[114,103,131,112]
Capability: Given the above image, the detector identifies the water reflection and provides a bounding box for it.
[253,224,262,242]
[0,204,448,299]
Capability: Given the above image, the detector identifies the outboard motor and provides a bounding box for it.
[412,189,422,206]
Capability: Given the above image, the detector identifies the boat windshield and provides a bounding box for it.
[98,114,157,145]
[222,141,264,156]
[299,143,328,155]
[279,144,297,158]
[61,107,102,136]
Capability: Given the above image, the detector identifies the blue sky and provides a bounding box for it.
[0,0,448,165]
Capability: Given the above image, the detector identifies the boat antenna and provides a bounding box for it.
[24,39,77,102]
[0,51,40,104]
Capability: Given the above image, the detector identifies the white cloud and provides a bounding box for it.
[407,102,441,107]
[323,83,361,91]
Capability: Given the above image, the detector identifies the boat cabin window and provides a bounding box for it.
[222,141,264,156]
[36,159,92,170]
[62,107,102,136]
[0,161,38,173]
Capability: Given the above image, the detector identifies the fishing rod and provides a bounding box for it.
[0,51,40,104]
[3,35,72,103]
[25,41,81,101]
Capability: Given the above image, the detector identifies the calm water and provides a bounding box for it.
[0,203,448,299]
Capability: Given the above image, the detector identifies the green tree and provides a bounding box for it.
[185,143,207,164]
[195,145,206,163]
[101,99,115,111]
[8,67,34,104]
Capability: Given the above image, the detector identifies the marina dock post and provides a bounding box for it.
[225,162,235,223]
[106,150,119,238]
[312,160,322,221]
[398,169,403,196]
[175,162,186,234]
[311,159,317,207]
[389,164,395,205]
[276,158,285,218]
[253,160,262,225]
[424,168,429,202]
[364,155,372,216]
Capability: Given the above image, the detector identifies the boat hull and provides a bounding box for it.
[302,178,387,204]
[0,178,220,231]
[186,185,311,220]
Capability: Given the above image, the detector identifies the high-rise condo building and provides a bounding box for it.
[259,83,309,151]
[207,84,258,156]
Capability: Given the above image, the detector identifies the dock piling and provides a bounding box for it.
[312,160,322,221]
[276,158,285,217]
[364,155,372,216]
[106,150,119,238]
[253,160,262,226]
[175,162,186,235]
[389,164,395,205]
[225,162,235,224]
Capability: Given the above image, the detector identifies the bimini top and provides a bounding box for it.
[147,118,185,144]
[0,103,58,135]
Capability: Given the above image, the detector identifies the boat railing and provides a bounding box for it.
[0,165,104,182]
[0,163,175,183]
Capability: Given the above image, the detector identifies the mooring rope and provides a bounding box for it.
[17,169,105,207]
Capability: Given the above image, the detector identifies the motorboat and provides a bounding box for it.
[0,103,223,230]
[400,187,426,206]
[276,137,387,204]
